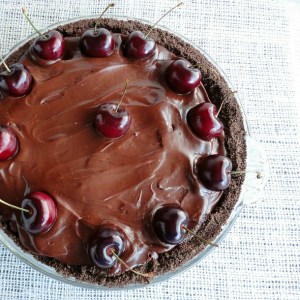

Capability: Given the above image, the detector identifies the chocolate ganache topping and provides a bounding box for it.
[0,33,224,273]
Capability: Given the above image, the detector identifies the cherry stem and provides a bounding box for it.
[116,79,129,112]
[183,226,219,247]
[111,250,153,278]
[0,199,30,213]
[216,90,238,118]
[22,8,47,39]
[144,2,184,38]
[0,56,11,73]
[231,170,261,177]
[94,3,115,32]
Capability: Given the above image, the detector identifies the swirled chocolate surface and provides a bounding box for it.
[0,18,246,286]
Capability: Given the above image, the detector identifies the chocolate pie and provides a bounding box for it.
[0,18,246,287]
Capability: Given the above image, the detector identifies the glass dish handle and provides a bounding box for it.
[240,136,269,206]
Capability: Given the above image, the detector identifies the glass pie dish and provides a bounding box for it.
[0,15,269,290]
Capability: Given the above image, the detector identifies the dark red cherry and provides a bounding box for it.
[22,9,65,61]
[80,28,115,57]
[0,63,33,97]
[95,103,131,138]
[152,205,189,245]
[0,126,19,161]
[124,31,156,60]
[21,191,57,234]
[33,30,65,61]
[89,228,124,268]
[187,102,223,141]
[166,59,202,94]
[196,155,232,191]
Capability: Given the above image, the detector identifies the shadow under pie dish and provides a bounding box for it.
[0,15,248,289]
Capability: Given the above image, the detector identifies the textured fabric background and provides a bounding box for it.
[0,0,299,299]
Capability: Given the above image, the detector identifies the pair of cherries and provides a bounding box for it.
[89,205,188,269]
[93,84,224,143]
[0,8,65,98]
[0,129,57,234]
[0,11,65,98]
[0,31,62,97]
[90,193,221,270]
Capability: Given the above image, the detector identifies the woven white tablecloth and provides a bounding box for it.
[0,0,299,299]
